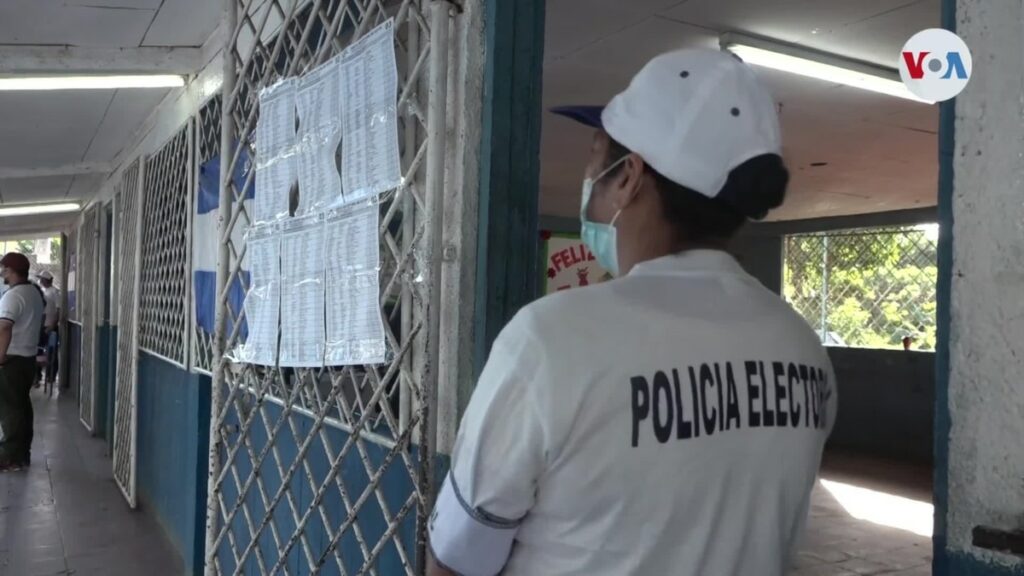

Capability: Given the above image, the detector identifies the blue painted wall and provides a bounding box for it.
[941,553,1024,576]
[68,323,81,401]
[474,0,545,379]
[135,353,211,575]
[104,325,117,450]
[212,399,445,575]
[120,347,450,575]
[95,324,114,447]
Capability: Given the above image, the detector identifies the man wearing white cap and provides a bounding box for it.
[427,49,836,576]
[37,270,60,387]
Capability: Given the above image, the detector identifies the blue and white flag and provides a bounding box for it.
[194,149,254,340]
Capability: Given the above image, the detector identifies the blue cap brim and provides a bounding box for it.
[550,105,605,129]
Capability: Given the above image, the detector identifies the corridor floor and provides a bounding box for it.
[0,389,181,576]
[790,452,934,575]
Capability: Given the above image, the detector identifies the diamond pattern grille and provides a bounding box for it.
[139,125,192,364]
[206,1,449,574]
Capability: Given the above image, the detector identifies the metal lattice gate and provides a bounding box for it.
[78,205,101,432]
[139,125,193,366]
[205,0,454,573]
[113,159,143,507]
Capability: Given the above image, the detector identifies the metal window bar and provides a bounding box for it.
[78,205,101,432]
[205,0,454,574]
[783,225,939,351]
[113,159,144,507]
[139,124,193,367]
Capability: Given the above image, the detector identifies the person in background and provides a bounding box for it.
[38,271,60,387]
[0,253,44,471]
[427,49,836,575]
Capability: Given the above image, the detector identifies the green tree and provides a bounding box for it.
[49,237,62,265]
[784,228,937,351]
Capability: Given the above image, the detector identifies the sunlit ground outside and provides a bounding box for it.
[790,459,933,575]
[820,478,934,537]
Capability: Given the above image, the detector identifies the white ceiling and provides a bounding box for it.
[0,0,220,233]
[541,0,940,221]
[0,0,940,239]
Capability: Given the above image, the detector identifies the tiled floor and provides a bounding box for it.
[0,389,182,576]
[790,452,934,575]
[1,388,932,576]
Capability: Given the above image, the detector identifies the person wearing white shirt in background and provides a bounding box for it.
[427,49,837,576]
[37,270,60,387]
[0,253,45,471]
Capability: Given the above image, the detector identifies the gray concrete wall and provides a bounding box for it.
[941,0,1024,570]
[730,233,783,292]
[826,347,934,463]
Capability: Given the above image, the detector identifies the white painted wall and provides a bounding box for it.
[948,0,1024,567]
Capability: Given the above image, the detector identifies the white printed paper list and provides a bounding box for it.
[296,60,343,214]
[279,219,326,367]
[255,79,297,223]
[240,235,280,366]
[339,18,402,203]
[325,204,386,365]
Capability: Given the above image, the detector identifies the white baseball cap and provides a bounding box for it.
[38,270,53,280]
[553,48,782,206]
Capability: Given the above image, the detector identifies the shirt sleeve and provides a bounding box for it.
[429,309,552,576]
[0,291,23,323]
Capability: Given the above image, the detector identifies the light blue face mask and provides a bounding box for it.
[580,156,627,277]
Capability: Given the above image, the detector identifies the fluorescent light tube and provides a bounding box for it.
[0,75,185,91]
[721,33,931,104]
[0,203,80,217]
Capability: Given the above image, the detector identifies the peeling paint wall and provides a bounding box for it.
[946,0,1024,569]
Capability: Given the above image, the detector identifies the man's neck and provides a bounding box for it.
[620,234,730,275]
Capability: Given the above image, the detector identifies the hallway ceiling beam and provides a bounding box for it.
[0,162,112,179]
[0,46,202,75]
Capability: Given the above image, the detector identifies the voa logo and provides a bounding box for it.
[899,28,972,102]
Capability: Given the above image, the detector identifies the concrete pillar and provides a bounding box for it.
[936,0,1024,573]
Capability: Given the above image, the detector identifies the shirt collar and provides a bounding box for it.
[627,249,747,278]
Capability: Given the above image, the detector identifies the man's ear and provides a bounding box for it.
[614,153,646,210]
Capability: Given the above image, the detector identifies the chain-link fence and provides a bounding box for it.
[205,1,454,574]
[139,124,192,366]
[783,225,938,351]
[114,159,143,507]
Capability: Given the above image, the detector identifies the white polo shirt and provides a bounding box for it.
[42,285,60,329]
[429,250,837,576]
[0,283,45,358]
